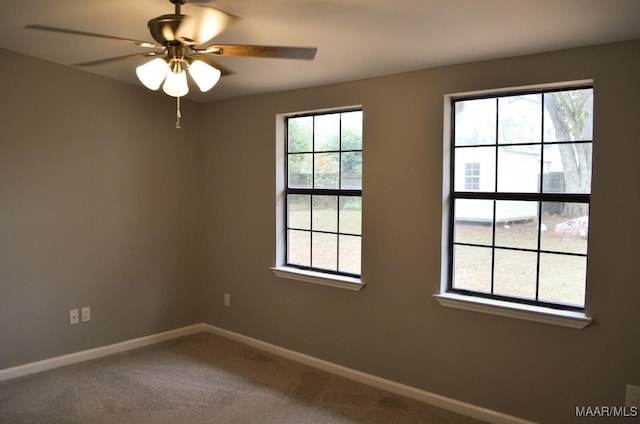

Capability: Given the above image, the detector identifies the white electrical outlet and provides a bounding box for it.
[626,384,640,408]
[81,307,91,322]
[69,309,79,325]
[224,293,231,307]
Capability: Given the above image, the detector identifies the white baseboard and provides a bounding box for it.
[0,324,203,381]
[0,323,534,424]
[202,324,535,424]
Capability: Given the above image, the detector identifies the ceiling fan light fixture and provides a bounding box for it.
[188,59,221,92]
[136,58,169,90]
[25,0,318,127]
[162,67,189,97]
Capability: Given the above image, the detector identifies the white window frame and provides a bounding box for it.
[436,81,593,329]
[272,106,365,291]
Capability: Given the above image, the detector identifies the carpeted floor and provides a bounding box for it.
[0,332,486,423]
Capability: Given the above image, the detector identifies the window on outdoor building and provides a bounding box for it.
[448,86,593,310]
[285,109,363,277]
[464,163,480,190]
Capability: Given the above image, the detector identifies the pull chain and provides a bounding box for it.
[175,96,181,129]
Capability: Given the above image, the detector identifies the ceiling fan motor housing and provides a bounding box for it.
[148,14,197,46]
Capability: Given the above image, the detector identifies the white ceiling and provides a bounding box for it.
[2,0,640,102]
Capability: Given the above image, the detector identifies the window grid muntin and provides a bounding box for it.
[285,109,362,278]
[449,86,592,311]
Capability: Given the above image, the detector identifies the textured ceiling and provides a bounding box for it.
[1,0,640,102]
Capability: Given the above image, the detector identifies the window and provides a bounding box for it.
[446,85,593,312]
[282,108,363,281]
[464,163,480,190]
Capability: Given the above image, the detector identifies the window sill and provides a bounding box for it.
[271,267,365,291]
[433,293,592,329]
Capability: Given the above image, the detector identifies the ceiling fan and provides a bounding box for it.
[25,0,318,127]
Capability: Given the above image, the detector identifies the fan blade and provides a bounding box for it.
[73,52,164,67]
[197,44,317,60]
[24,25,162,49]
[191,5,238,43]
[191,54,234,76]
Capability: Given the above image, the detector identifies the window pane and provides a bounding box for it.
[312,232,337,271]
[497,145,541,193]
[493,250,537,300]
[498,94,542,144]
[314,113,340,151]
[288,116,313,152]
[544,89,593,142]
[339,235,361,275]
[341,111,363,150]
[312,195,337,232]
[339,196,361,235]
[454,199,494,245]
[538,253,586,307]
[288,153,312,188]
[288,230,310,266]
[495,201,539,250]
[454,98,496,146]
[454,146,495,191]
[542,143,592,194]
[453,245,492,293]
[341,152,362,189]
[288,195,310,230]
[541,202,589,254]
[314,152,339,189]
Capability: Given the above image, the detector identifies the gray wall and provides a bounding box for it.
[201,40,640,423]
[0,49,204,368]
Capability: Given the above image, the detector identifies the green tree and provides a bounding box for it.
[288,114,362,188]
[288,117,313,187]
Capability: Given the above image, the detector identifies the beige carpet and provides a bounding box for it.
[0,332,486,423]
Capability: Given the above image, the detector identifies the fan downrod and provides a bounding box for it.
[170,0,188,15]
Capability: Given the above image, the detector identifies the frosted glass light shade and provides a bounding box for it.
[188,60,221,92]
[136,58,169,90]
[163,70,189,97]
